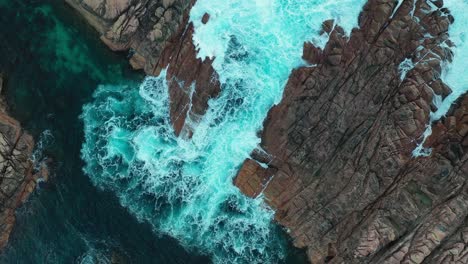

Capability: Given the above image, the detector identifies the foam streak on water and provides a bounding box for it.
[82,0,366,263]
[413,0,468,157]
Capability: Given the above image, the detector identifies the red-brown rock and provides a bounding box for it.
[201,12,209,24]
[234,0,468,263]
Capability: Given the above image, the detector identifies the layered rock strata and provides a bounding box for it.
[0,74,42,250]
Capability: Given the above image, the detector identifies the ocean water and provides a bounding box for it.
[413,0,468,156]
[81,0,367,263]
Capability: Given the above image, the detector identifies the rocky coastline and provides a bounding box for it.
[0,74,44,250]
[65,0,219,136]
[66,0,468,263]
[235,1,468,262]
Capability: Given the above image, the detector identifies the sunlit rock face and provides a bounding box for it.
[66,0,192,70]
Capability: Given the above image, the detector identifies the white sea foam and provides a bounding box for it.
[399,58,415,81]
[31,129,54,170]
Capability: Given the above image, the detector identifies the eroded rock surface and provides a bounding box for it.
[234,0,468,263]
[0,74,41,250]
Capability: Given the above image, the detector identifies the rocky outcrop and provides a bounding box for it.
[0,74,43,250]
[234,0,468,263]
[66,0,219,136]
[68,0,468,263]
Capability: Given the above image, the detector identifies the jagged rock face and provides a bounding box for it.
[234,0,468,263]
[156,22,220,136]
[66,0,219,136]
[0,74,40,250]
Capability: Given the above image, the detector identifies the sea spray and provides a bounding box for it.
[30,129,54,169]
[81,0,367,262]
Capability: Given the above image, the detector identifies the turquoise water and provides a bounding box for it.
[82,0,367,263]
[412,0,468,156]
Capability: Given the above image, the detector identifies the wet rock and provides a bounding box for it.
[302,42,322,65]
[201,12,210,24]
[129,52,146,70]
[158,23,220,136]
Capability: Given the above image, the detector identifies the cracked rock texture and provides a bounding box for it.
[0,74,41,250]
[69,0,468,263]
[234,0,468,263]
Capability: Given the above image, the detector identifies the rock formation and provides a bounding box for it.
[66,0,219,136]
[0,74,43,250]
[68,0,468,263]
[234,1,468,263]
